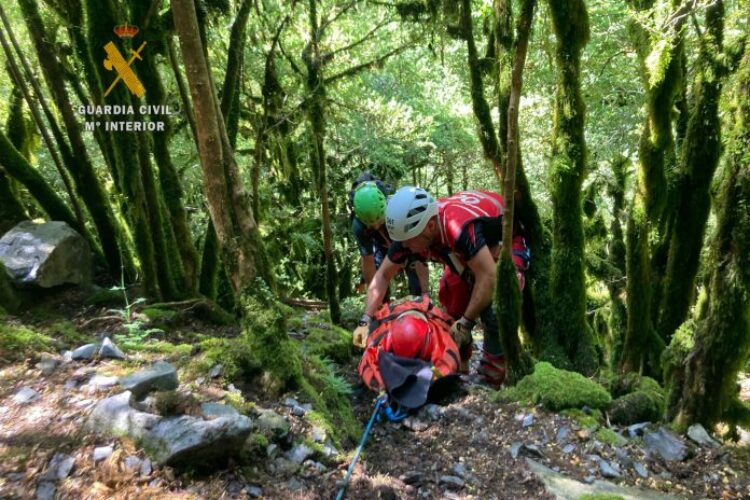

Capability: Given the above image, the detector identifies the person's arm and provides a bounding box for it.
[414,261,429,294]
[463,246,497,321]
[361,255,376,286]
[365,256,402,317]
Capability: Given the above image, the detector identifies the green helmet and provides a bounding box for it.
[353,181,387,226]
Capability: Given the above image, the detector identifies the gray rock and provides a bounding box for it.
[256,409,290,440]
[13,387,40,405]
[123,456,142,471]
[93,446,113,462]
[627,422,650,438]
[201,402,240,420]
[38,355,61,376]
[119,361,178,399]
[403,417,429,432]
[86,375,119,391]
[71,343,98,361]
[301,403,312,412]
[99,337,125,360]
[423,404,442,421]
[0,221,91,287]
[310,426,326,443]
[401,470,424,485]
[283,397,299,407]
[6,473,24,482]
[247,485,262,498]
[511,442,544,459]
[562,443,576,454]
[61,351,74,364]
[144,413,253,466]
[36,482,55,500]
[687,423,720,448]
[526,458,674,500]
[322,442,339,458]
[87,391,161,440]
[273,457,300,476]
[633,462,649,478]
[266,444,279,459]
[451,463,467,478]
[286,443,314,464]
[42,453,75,480]
[291,405,307,417]
[556,426,570,443]
[614,448,632,467]
[644,427,689,462]
[599,459,621,478]
[208,364,222,378]
[63,379,78,390]
[302,459,327,473]
[140,458,152,477]
[439,475,465,490]
[522,414,535,428]
[286,478,305,491]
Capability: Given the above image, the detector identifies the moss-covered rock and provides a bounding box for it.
[594,427,628,446]
[142,307,178,325]
[0,324,54,360]
[493,362,612,411]
[188,337,260,381]
[304,324,352,364]
[609,390,664,425]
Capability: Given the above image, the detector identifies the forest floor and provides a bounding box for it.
[0,288,749,499]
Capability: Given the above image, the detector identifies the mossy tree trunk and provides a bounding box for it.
[657,0,726,343]
[672,30,749,429]
[304,0,340,324]
[16,0,131,277]
[0,261,20,313]
[547,0,597,375]
[497,0,536,384]
[606,156,628,367]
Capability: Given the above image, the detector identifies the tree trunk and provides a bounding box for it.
[171,0,266,296]
[672,32,749,428]
[0,261,20,313]
[304,0,340,324]
[18,0,131,278]
[657,1,726,342]
[498,0,536,385]
[547,0,597,375]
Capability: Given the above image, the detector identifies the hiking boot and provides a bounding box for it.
[477,351,506,388]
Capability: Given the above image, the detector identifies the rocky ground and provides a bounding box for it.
[1,290,749,499]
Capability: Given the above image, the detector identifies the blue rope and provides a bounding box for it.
[335,396,385,500]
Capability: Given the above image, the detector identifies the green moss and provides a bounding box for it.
[86,286,126,307]
[142,307,178,322]
[594,428,627,446]
[609,389,664,425]
[44,320,88,345]
[187,337,260,381]
[224,391,254,414]
[0,324,54,360]
[493,362,612,411]
[304,325,352,364]
[562,408,602,429]
[140,341,193,356]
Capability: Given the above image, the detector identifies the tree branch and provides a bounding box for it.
[324,42,411,84]
[322,18,394,61]
[320,0,358,34]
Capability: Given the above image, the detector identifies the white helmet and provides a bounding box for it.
[385,186,438,241]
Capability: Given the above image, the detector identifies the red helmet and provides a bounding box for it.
[384,314,432,359]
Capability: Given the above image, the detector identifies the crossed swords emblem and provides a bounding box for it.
[103,41,147,98]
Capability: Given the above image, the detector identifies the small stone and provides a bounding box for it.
[286,443,314,464]
[71,343,98,361]
[451,462,467,478]
[286,478,305,491]
[140,459,152,477]
[99,337,125,360]
[201,402,240,419]
[614,448,632,467]
[38,355,61,376]
[582,405,593,415]
[310,426,326,443]
[439,475,464,490]
[401,471,424,485]
[227,383,240,393]
[13,387,40,405]
[577,428,593,440]
[556,426,570,443]
[511,442,522,459]
[92,446,113,463]
[599,459,621,478]
[266,444,279,458]
[208,364,222,378]
[644,427,689,461]
[583,475,596,484]
[64,379,78,390]
[246,485,262,498]
[633,462,649,478]
[118,361,178,399]
[36,481,55,500]
[61,351,74,364]
[522,414,534,428]
[303,459,327,473]
[403,417,429,432]
[148,478,163,488]
[562,444,576,454]
[423,404,442,421]
[627,422,650,438]
[687,423,721,448]
[87,375,118,390]
[123,456,142,471]
[292,405,307,417]
[43,453,75,480]
[522,444,545,458]
[283,397,299,408]
[256,409,290,440]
